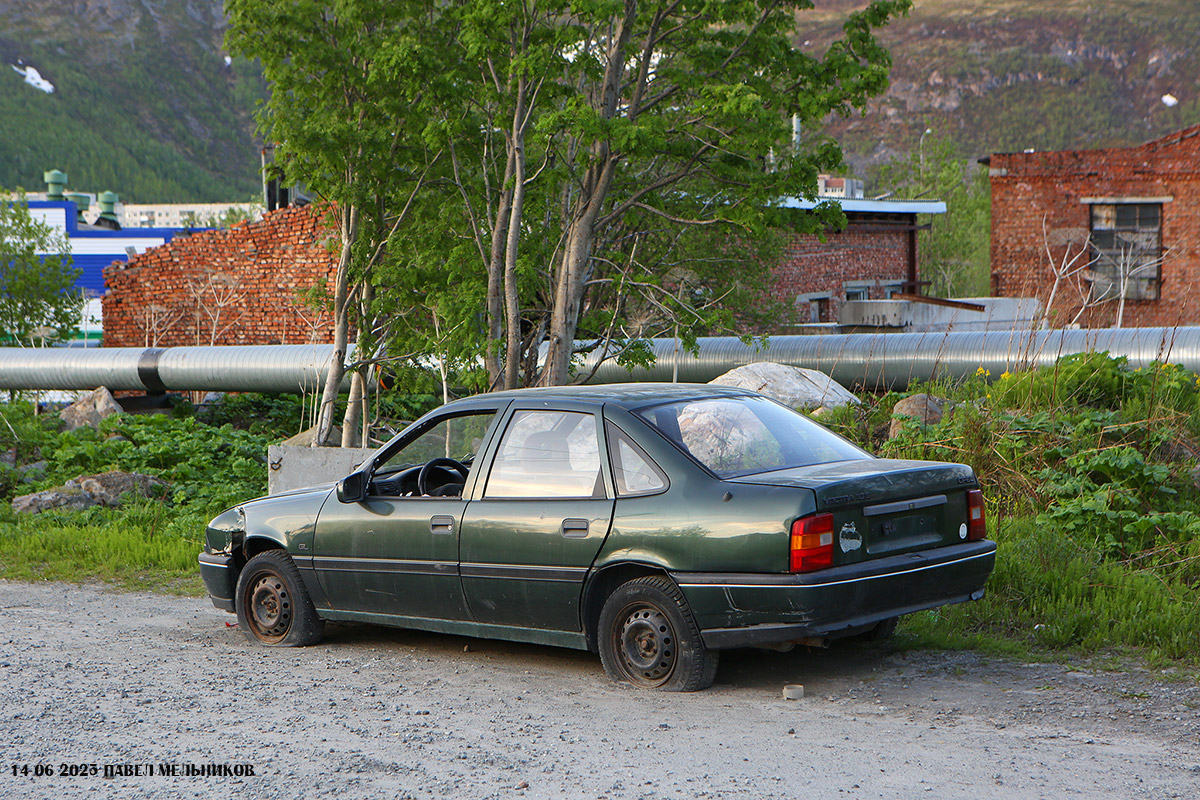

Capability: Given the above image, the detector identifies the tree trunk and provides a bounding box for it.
[503,76,529,390]
[341,370,364,447]
[315,204,358,447]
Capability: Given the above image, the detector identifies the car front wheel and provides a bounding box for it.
[598,576,718,692]
[235,550,324,647]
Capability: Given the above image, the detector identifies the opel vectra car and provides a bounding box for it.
[200,384,995,691]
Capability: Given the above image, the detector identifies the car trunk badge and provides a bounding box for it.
[839,522,862,552]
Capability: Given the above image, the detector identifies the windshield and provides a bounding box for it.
[635,395,869,478]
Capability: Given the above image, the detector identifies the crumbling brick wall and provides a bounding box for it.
[990,124,1200,328]
[769,220,914,324]
[102,205,339,347]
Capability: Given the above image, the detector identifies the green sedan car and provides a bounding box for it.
[200,383,995,691]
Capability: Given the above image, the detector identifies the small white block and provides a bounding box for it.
[782,684,805,700]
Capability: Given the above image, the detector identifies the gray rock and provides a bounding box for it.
[708,363,860,410]
[12,484,93,514]
[59,387,123,431]
[11,470,169,514]
[889,393,946,439]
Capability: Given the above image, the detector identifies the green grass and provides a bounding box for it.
[0,501,206,595]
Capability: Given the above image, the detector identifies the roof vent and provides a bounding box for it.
[96,190,121,230]
[44,169,67,200]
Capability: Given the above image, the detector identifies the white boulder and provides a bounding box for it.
[708,363,860,410]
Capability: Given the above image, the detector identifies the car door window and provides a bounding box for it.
[484,410,603,498]
[370,411,496,496]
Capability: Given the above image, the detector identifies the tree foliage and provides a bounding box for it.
[873,134,990,298]
[228,0,912,404]
[0,196,82,345]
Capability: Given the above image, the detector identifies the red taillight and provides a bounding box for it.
[790,513,834,573]
[967,489,986,540]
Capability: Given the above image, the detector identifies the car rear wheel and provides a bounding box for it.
[598,576,718,692]
[858,616,900,642]
[235,550,324,647]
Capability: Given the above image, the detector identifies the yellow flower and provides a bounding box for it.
[1000,371,1012,380]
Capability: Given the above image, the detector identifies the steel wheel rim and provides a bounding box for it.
[247,573,292,641]
[616,603,676,686]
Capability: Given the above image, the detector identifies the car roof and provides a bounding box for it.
[463,382,759,411]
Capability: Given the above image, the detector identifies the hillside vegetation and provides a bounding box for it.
[1,1,1197,201]
[807,0,1200,179]
[0,0,263,202]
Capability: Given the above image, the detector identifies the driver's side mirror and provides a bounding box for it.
[336,470,368,503]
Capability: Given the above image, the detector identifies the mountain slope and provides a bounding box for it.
[1,1,1197,202]
[805,0,1200,176]
[0,0,263,203]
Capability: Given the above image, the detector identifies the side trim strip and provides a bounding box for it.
[311,556,456,576]
[862,493,947,517]
[460,563,588,583]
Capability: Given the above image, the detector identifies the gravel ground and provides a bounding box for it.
[1,580,1198,800]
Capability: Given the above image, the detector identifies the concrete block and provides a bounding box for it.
[268,444,376,495]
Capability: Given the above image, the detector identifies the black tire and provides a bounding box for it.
[858,616,899,642]
[235,550,324,647]
[597,576,718,692]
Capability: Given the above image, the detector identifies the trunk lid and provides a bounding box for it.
[728,458,979,563]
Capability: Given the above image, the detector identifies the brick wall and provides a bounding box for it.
[990,124,1200,328]
[102,203,919,345]
[769,221,913,324]
[102,205,340,347]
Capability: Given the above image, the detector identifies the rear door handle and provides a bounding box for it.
[430,515,455,535]
[561,518,589,539]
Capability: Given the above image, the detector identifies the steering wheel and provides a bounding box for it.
[417,457,470,496]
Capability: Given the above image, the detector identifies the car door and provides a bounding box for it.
[312,408,502,621]
[459,405,615,632]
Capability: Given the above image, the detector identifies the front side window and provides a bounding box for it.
[484,410,603,498]
[636,395,868,478]
[1089,203,1162,300]
[369,411,497,496]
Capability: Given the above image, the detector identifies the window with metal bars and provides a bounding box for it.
[1088,203,1161,300]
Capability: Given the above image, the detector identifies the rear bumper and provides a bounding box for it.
[199,552,236,613]
[672,540,996,649]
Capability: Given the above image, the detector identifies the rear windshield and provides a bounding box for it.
[635,395,869,478]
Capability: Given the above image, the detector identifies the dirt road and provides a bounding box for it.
[1,580,1197,799]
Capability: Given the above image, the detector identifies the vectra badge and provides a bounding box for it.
[839,522,862,552]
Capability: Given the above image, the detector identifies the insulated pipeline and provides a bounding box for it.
[0,345,348,393]
[579,327,1200,389]
[1,328,1198,393]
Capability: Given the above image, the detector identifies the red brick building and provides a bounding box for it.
[989,124,1200,328]
[770,197,946,324]
[102,205,339,347]
[101,193,943,346]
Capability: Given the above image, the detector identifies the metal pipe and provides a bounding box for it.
[0,345,348,393]
[1,327,1197,395]
[581,327,1200,389]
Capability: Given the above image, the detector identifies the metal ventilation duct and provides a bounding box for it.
[580,327,1200,389]
[0,345,347,393]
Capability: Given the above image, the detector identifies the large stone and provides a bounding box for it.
[11,470,169,514]
[888,393,946,439]
[59,387,123,431]
[707,363,860,410]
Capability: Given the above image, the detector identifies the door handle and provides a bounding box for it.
[430,515,455,535]
[561,518,589,539]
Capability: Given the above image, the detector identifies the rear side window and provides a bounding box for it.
[484,410,604,498]
[606,423,668,497]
